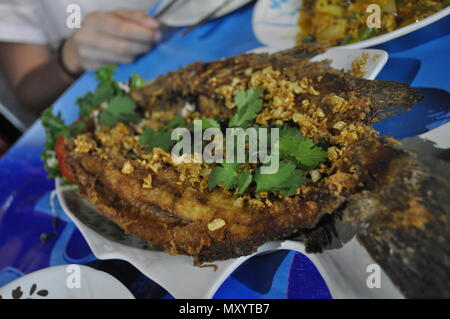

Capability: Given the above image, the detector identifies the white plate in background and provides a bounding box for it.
[155,0,253,27]
[0,265,134,299]
[55,47,404,299]
[251,46,388,80]
[252,0,450,50]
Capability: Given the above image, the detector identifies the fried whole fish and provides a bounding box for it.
[65,46,423,260]
[63,47,450,298]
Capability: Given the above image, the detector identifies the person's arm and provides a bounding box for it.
[0,9,161,114]
[0,42,75,113]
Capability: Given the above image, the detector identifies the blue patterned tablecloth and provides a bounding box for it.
[0,2,448,299]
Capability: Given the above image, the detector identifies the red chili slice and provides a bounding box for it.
[55,136,77,183]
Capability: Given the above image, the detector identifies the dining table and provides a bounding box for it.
[0,1,449,299]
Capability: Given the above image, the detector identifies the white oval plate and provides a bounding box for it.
[252,0,450,50]
[56,47,406,299]
[0,265,134,299]
[155,0,253,27]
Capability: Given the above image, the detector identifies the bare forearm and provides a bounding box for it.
[0,9,160,114]
[0,42,77,114]
[15,55,75,113]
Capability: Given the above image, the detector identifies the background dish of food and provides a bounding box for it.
[55,47,403,299]
[252,0,450,49]
[297,0,448,45]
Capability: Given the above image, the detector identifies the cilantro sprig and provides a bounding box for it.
[208,163,253,195]
[139,116,187,152]
[254,161,305,196]
[278,127,328,169]
[139,129,175,153]
[208,162,240,191]
[229,88,264,127]
[206,88,328,197]
[200,119,221,130]
[76,65,119,118]
[75,65,145,126]
[99,95,141,126]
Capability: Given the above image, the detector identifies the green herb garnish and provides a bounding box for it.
[207,162,253,195]
[208,162,241,191]
[77,65,120,118]
[130,73,147,90]
[139,128,175,153]
[278,127,328,169]
[200,119,221,130]
[229,88,264,127]
[99,95,141,126]
[254,161,305,196]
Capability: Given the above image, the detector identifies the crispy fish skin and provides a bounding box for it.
[131,47,422,124]
[66,135,423,264]
[131,45,327,112]
[341,138,450,298]
[67,142,359,263]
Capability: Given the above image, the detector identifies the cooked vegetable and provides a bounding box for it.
[383,0,397,13]
[55,136,77,183]
[317,19,348,41]
[315,0,344,17]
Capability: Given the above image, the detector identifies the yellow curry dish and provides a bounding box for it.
[298,0,449,45]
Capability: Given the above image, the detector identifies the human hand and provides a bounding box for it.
[62,9,161,74]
